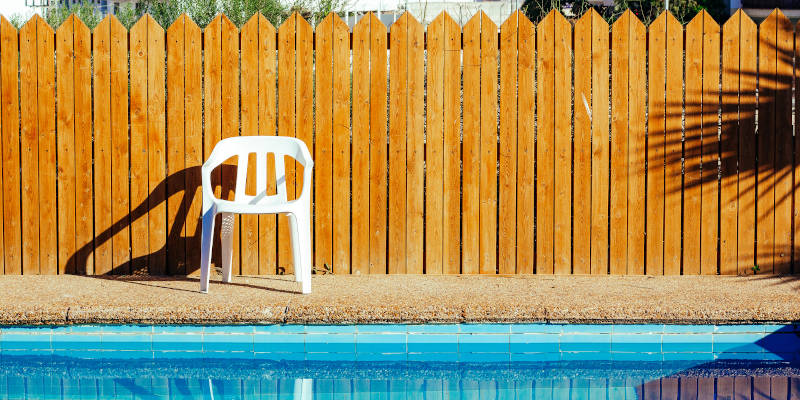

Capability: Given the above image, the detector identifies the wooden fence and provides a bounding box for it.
[0,8,796,276]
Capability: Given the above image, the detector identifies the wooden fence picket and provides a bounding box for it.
[1,10,799,277]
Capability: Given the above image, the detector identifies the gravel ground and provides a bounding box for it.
[1,274,799,325]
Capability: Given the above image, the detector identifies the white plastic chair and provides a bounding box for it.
[199,136,314,294]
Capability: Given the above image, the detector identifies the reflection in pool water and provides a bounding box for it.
[1,358,799,399]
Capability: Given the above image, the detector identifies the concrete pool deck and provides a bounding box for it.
[0,274,798,325]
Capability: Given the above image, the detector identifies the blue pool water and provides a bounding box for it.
[1,324,800,399]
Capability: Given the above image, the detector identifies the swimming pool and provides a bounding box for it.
[1,324,799,399]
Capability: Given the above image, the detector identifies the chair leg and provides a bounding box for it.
[290,211,312,294]
[200,210,216,293]
[220,212,235,283]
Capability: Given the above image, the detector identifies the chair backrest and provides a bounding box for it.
[203,136,313,205]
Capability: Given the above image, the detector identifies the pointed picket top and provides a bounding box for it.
[763,7,788,24]
[21,13,45,30]
[242,12,275,34]
[55,13,89,32]
[464,10,497,34]
[130,13,164,34]
[500,9,522,31]
[576,6,607,35]
[431,10,459,28]
[393,11,421,33]
[612,8,642,34]
[724,8,755,34]
[686,9,720,35]
[0,15,17,34]
[167,13,191,36]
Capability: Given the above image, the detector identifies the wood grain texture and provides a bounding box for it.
[499,12,518,275]
[626,13,646,275]
[255,14,277,275]
[73,17,92,275]
[589,11,610,275]
[536,12,555,274]
[331,15,350,275]
[1,18,21,274]
[610,12,630,275]
[406,13,424,274]
[129,17,149,274]
[56,16,76,275]
[295,15,313,275]
[757,11,778,274]
[426,13,445,274]
[277,14,296,275]
[720,11,741,275]
[110,17,129,275]
[738,12,757,275]
[167,15,186,275]
[773,10,793,274]
[19,17,40,274]
[552,12,572,275]
[93,17,112,275]
[389,13,408,274]
[367,13,388,275]
[351,13,371,275]
[646,13,666,275]
[664,12,683,275]
[462,13,482,275]
[572,11,592,275]
[147,16,167,275]
[184,16,203,276]
[516,12,535,275]
[315,15,334,275]
[699,12,721,275]
[479,14,498,275]
[220,15,239,274]
[36,17,56,275]
[684,13,704,274]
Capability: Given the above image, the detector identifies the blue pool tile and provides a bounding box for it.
[203,351,255,360]
[561,352,611,361]
[152,334,203,351]
[154,351,204,359]
[611,352,662,362]
[1,327,52,335]
[715,325,765,334]
[715,352,786,361]
[511,353,561,362]
[0,349,53,357]
[612,334,661,353]
[254,352,306,361]
[357,325,408,333]
[153,325,206,333]
[460,324,511,334]
[713,333,767,353]
[307,352,356,361]
[560,334,611,352]
[68,325,105,333]
[613,325,664,334]
[510,324,562,334]
[407,324,460,333]
[662,334,713,353]
[459,334,509,353]
[53,349,103,359]
[253,325,305,334]
[759,333,800,353]
[357,353,407,362]
[305,334,356,353]
[52,334,103,351]
[509,334,559,353]
[407,352,459,362]
[100,350,153,360]
[305,325,356,334]
[204,325,256,334]
[459,352,510,363]
[662,352,715,361]
[407,334,458,353]
[356,334,406,353]
[663,325,715,334]
[562,325,613,334]
[253,334,304,353]
[763,325,794,334]
[103,325,154,334]
[0,333,52,350]
[101,334,151,351]
[204,334,253,352]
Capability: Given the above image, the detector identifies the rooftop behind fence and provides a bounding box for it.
[0,9,794,277]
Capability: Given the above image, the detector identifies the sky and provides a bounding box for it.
[0,0,36,18]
